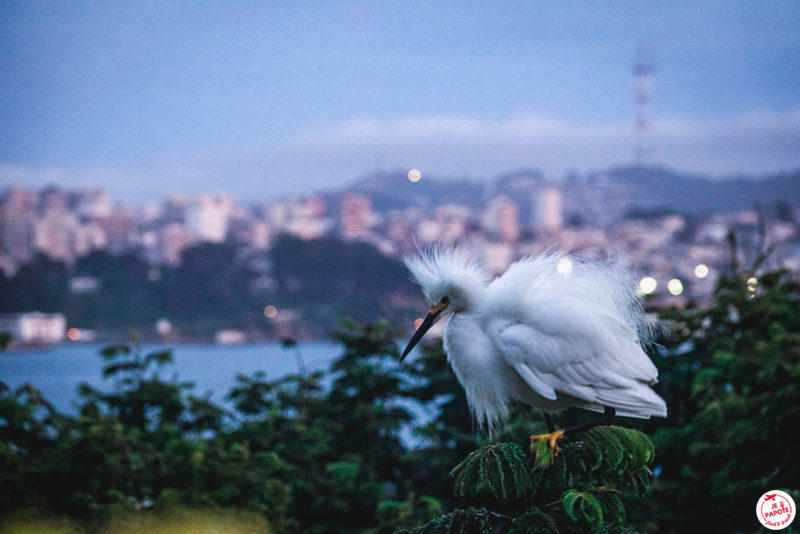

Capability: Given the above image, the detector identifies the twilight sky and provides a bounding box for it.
[1,1,799,202]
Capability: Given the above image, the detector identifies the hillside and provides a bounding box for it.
[332,165,800,219]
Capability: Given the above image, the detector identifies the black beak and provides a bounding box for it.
[400,309,442,362]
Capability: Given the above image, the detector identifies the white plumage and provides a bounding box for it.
[401,247,667,432]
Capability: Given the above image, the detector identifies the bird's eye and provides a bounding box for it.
[430,296,450,314]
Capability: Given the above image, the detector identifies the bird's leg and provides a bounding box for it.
[543,412,555,433]
[530,407,616,456]
[563,406,616,435]
[528,412,556,507]
[530,412,565,455]
[529,408,617,506]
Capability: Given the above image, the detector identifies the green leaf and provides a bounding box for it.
[509,509,558,534]
[562,489,609,531]
[560,426,655,494]
[450,442,533,499]
[144,349,173,367]
[0,331,12,350]
[102,360,144,378]
[100,343,131,359]
[399,507,494,534]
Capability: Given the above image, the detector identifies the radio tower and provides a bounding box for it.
[633,44,655,164]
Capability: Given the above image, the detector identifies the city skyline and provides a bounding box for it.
[2,171,799,341]
[3,172,798,294]
[1,2,799,202]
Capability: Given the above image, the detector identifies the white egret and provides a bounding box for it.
[400,247,667,449]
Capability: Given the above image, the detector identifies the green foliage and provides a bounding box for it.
[648,265,800,532]
[372,495,443,534]
[421,426,654,533]
[401,338,482,504]
[0,336,293,532]
[269,234,420,332]
[225,319,417,533]
[561,487,625,531]
[0,331,12,350]
[4,260,797,533]
[397,507,495,534]
[69,251,163,330]
[560,427,654,495]
[508,509,558,533]
[80,340,188,432]
[450,443,533,499]
[0,316,661,533]
[0,253,69,313]
[161,242,257,335]
[407,420,656,533]
[0,236,422,339]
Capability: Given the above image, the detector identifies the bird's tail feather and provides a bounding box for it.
[595,385,668,418]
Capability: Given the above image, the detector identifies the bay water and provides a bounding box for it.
[0,341,343,413]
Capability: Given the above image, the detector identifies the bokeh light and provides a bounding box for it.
[155,319,172,335]
[407,169,422,182]
[694,264,709,278]
[667,278,684,296]
[264,305,278,318]
[639,276,657,295]
[413,317,424,330]
[67,328,81,341]
[746,277,758,292]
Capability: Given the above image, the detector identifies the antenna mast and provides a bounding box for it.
[633,44,655,164]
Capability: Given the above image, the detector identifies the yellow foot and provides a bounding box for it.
[530,429,566,456]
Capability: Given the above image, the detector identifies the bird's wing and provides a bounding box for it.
[491,300,664,416]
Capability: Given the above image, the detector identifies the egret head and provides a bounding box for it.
[400,247,486,361]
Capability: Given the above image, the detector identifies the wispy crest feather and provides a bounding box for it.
[404,245,487,306]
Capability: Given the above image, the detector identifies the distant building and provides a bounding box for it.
[0,187,37,267]
[268,196,329,240]
[189,194,235,243]
[75,188,113,219]
[0,312,66,345]
[483,196,520,243]
[33,210,79,262]
[158,223,195,265]
[386,215,415,254]
[69,275,101,294]
[73,222,108,257]
[39,186,70,217]
[534,187,563,231]
[94,212,135,253]
[417,205,472,244]
[162,194,188,224]
[339,193,373,237]
[214,329,247,345]
[229,219,271,249]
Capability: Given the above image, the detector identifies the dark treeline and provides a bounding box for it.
[0,234,423,340]
[1,263,798,533]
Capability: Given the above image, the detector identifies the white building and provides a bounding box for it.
[534,187,563,231]
[0,312,66,345]
[189,194,235,243]
[267,196,330,240]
